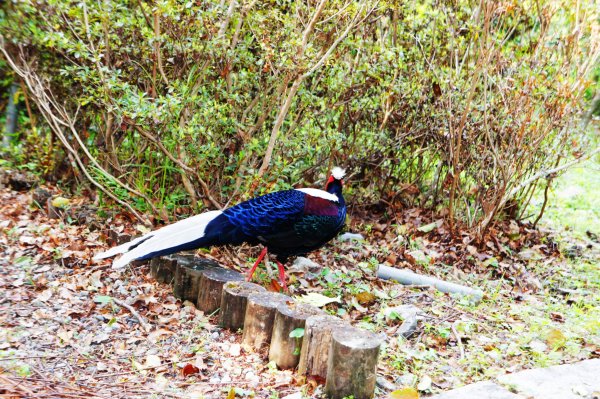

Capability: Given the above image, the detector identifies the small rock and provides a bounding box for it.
[210,331,220,340]
[396,373,417,387]
[281,392,302,399]
[244,371,259,383]
[289,257,321,273]
[528,339,548,353]
[397,313,419,338]
[418,375,433,391]
[564,244,584,259]
[32,187,52,208]
[376,377,398,392]
[229,343,241,356]
[384,305,425,321]
[221,373,232,383]
[7,170,37,191]
[338,232,365,242]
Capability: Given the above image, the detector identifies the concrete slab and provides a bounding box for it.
[497,359,600,399]
[429,381,525,399]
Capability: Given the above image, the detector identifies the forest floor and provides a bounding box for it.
[0,164,599,399]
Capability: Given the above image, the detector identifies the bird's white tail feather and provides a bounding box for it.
[93,234,151,260]
[94,210,223,269]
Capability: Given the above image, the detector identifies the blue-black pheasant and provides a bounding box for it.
[94,167,347,289]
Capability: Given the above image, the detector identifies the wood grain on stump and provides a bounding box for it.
[297,314,347,378]
[241,292,292,355]
[220,281,266,331]
[149,257,176,284]
[197,268,244,314]
[173,258,220,302]
[269,303,325,369]
[149,254,191,284]
[324,326,383,399]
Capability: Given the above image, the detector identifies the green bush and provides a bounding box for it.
[0,0,597,237]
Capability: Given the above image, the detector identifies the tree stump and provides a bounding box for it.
[269,303,325,369]
[298,314,347,378]
[197,268,245,314]
[149,255,177,284]
[241,292,292,355]
[219,281,266,331]
[324,326,384,399]
[173,258,220,302]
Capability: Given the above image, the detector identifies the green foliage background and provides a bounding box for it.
[0,0,598,234]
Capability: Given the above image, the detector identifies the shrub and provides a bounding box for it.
[0,0,598,238]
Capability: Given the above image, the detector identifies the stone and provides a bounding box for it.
[337,232,364,242]
[376,377,397,392]
[497,359,600,399]
[430,381,524,399]
[289,257,321,273]
[397,312,418,338]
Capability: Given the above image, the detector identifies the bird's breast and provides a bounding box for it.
[303,196,340,217]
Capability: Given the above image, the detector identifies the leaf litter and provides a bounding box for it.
[1,186,599,398]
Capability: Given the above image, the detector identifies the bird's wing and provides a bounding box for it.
[222,189,307,237]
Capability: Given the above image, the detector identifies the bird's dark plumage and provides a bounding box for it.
[95,168,347,274]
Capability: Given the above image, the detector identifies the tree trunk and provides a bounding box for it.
[297,314,346,378]
[268,302,324,369]
[325,326,383,399]
[241,292,292,356]
[219,281,266,331]
[2,82,19,148]
[197,268,244,314]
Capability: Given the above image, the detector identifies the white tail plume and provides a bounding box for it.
[94,210,223,269]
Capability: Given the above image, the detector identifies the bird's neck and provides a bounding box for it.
[326,181,345,206]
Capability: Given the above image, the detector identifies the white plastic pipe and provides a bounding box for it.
[377,265,483,304]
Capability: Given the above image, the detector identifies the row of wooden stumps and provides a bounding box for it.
[149,253,384,399]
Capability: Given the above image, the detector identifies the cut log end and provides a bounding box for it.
[173,257,220,303]
[297,314,346,378]
[325,326,384,399]
[220,281,266,331]
[269,302,325,369]
[197,268,244,314]
[150,253,196,285]
[241,292,292,355]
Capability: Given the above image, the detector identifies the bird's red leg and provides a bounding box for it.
[275,260,288,292]
[247,247,268,282]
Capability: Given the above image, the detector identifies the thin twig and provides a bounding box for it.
[112,297,151,332]
[451,320,466,360]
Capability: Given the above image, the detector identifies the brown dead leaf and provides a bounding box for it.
[182,363,200,377]
[355,291,376,305]
[148,328,173,343]
[269,279,282,292]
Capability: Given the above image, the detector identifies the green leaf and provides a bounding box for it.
[417,222,438,233]
[289,328,305,339]
[93,295,113,304]
[51,196,70,209]
[389,387,419,399]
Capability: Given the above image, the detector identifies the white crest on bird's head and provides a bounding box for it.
[331,167,345,180]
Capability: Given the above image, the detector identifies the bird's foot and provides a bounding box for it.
[276,260,289,292]
[246,247,268,282]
